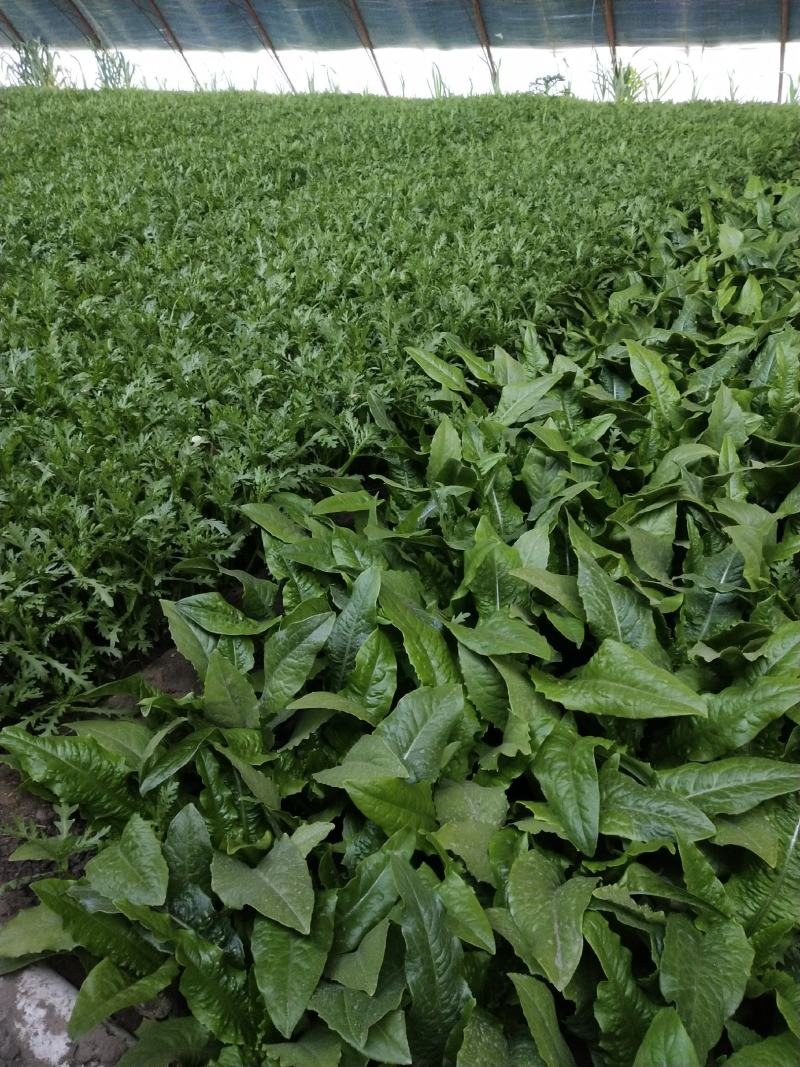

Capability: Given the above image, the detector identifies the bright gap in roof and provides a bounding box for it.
[0,42,795,101]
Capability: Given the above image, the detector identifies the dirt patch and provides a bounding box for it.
[0,648,197,925]
[142,647,199,698]
[0,766,56,924]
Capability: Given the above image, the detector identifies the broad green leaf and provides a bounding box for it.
[659,758,800,815]
[203,648,258,729]
[139,728,214,794]
[345,777,437,835]
[599,763,714,842]
[216,634,255,673]
[712,806,780,866]
[241,501,307,542]
[33,879,162,977]
[460,519,529,615]
[495,373,563,425]
[626,341,680,424]
[392,857,471,1067]
[86,814,168,906]
[456,1008,509,1067]
[725,1031,800,1066]
[70,720,153,768]
[510,973,576,1067]
[438,869,495,953]
[533,640,707,719]
[0,904,75,957]
[632,1007,701,1067]
[252,891,336,1038]
[118,1018,211,1067]
[1,727,135,821]
[211,834,314,933]
[406,346,467,393]
[534,724,600,856]
[313,734,408,787]
[262,611,336,717]
[512,566,583,618]
[360,1008,412,1064]
[676,675,800,760]
[678,545,743,647]
[176,592,274,635]
[340,627,396,723]
[380,585,458,686]
[508,849,596,990]
[333,851,399,955]
[312,490,379,515]
[678,836,731,916]
[161,599,215,679]
[428,414,462,483]
[583,911,658,1065]
[327,566,381,689]
[575,548,664,663]
[262,1025,341,1067]
[69,958,178,1038]
[327,916,389,994]
[309,950,405,1048]
[433,779,509,884]
[177,933,254,1045]
[659,914,753,1061]
[447,614,553,660]
[164,803,213,903]
[458,646,507,725]
[375,683,473,782]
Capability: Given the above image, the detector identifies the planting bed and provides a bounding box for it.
[1,89,800,1067]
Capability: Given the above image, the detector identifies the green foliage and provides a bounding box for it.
[1,124,800,1065]
[2,91,800,713]
[3,40,68,88]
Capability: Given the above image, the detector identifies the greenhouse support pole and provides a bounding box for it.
[59,0,105,51]
[778,0,789,102]
[348,0,390,96]
[0,7,23,44]
[133,0,199,87]
[603,0,617,65]
[235,0,296,92]
[471,0,497,82]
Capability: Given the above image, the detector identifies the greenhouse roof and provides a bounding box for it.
[0,1,797,56]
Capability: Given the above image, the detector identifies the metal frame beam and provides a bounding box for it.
[234,0,295,92]
[603,0,617,65]
[471,0,497,82]
[0,7,23,44]
[778,0,790,103]
[57,0,104,50]
[347,0,389,96]
[131,0,199,86]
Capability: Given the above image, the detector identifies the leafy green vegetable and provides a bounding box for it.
[3,154,800,1066]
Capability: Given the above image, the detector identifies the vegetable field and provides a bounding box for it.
[2,89,800,712]
[1,89,800,1067]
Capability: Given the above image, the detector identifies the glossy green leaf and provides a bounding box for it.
[203,648,258,729]
[534,724,600,855]
[262,611,336,717]
[69,957,178,1038]
[176,592,274,635]
[85,814,168,906]
[392,857,471,1067]
[659,914,753,1061]
[252,891,336,1038]
[211,835,314,933]
[510,973,576,1067]
[534,640,707,719]
[508,849,596,990]
[659,758,800,816]
[632,1007,701,1067]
